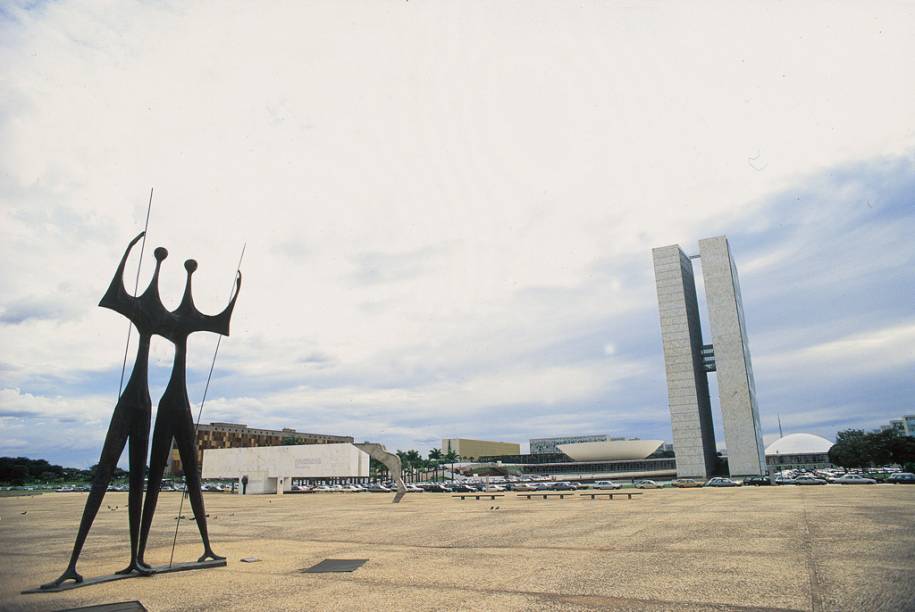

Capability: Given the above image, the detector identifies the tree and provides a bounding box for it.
[829,428,914,469]
[443,449,460,480]
[890,435,915,467]
[828,429,871,468]
[427,449,443,481]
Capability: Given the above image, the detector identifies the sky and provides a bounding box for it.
[1,1,914,468]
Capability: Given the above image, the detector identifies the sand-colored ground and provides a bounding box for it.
[1,486,913,611]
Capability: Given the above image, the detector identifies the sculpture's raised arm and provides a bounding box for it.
[199,269,242,337]
[98,232,145,319]
[175,263,242,337]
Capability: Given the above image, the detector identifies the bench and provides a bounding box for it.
[517,492,573,500]
[580,491,643,500]
[451,494,505,500]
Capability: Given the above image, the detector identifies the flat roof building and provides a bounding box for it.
[442,438,520,461]
[879,415,915,437]
[167,421,354,476]
[530,434,621,455]
[201,443,369,494]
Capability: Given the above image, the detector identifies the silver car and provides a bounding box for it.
[835,474,876,485]
[793,475,827,485]
[592,480,622,490]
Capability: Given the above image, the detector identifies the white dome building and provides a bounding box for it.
[765,433,834,471]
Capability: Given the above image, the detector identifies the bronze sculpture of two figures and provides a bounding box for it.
[38,232,241,591]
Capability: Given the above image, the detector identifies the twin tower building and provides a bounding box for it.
[653,236,766,479]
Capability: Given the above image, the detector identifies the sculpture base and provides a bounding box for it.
[22,558,227,594]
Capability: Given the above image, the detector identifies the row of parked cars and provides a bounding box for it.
[668,471,915,488]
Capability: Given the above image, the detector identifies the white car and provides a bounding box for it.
[835,474,877,485]
[592,480,622,490]
[634,480,660,489]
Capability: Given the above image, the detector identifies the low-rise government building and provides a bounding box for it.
[167,421,354,476]
[441,438,520,461]
[474,437,675,481]
[764,433,834,472]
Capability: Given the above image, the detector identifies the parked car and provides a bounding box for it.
[366,484,391,493]
[404,484,424,492]
[634,480,660,489]
[450,484,479,493]
[544,482,576,491]
[742,475,772,486]
[887,472,915,484]
[672,478,703,488]
[793,475,827,485]
[705,477,739,487]
[291,485,313,493]
[592,480,623,490]
[774,476,796,485]
[421,484,452,492]
[835,474,877,485]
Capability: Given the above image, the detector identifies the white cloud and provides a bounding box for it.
[1,1,914,462]
[755,321,915,380]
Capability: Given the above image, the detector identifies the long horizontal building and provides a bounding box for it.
[167,422,354,476]
[475,438,676,481]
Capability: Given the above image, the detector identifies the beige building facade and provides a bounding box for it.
[442,438,520,460]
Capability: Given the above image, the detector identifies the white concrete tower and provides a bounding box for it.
[698,236,766,477]
[652,245,718,479]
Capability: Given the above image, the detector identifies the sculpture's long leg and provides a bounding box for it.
[137,408,173,568]
[41,401,131,589]
[118,405,152,575]
[173,410,222,562]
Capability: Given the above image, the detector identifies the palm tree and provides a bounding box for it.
[427,448,443,481]
[443,449,460,481]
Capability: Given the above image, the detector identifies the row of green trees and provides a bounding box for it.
[0,456,128,486]
[828,429,915,471]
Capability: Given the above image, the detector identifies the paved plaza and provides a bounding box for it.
[1,486,913,611]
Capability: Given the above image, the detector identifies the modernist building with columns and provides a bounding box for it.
[652,236,766,479]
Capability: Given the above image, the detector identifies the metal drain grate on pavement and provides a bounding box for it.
[57,601,147,612]
[301,559,368,573]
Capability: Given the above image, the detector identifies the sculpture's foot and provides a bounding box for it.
[40,567,83,589]
[115,562,153,576]
[136,558,154,573]
[198,550,225,563]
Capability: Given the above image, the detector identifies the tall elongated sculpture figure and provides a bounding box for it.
[43,233,161,588]
[138,259,241,565]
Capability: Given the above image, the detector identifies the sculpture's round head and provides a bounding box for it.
[154,247,168,261]
[184,259,198,273]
